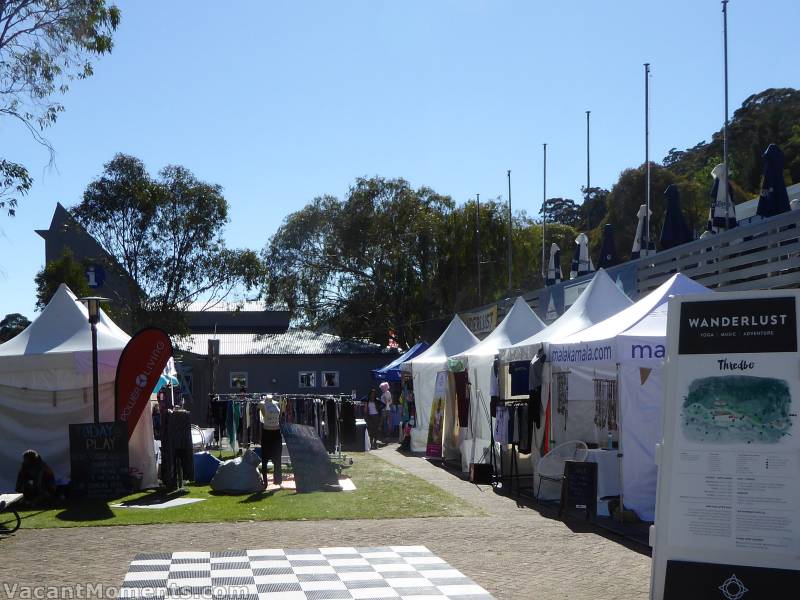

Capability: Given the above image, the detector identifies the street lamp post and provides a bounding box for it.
[78,296,109,424]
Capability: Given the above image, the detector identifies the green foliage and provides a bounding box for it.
[0,159,33,216]
[34,248,93,310]
[579,187,610,230]
[661,88,800,195]
[0,1,120,216]
[540,197,581,228]
[594,164,706,261]
[265,177,572,346]
[0,312,31,342]
[71,154,263,333]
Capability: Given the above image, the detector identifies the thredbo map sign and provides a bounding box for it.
[651,291,800,599]
[69,421,129,499]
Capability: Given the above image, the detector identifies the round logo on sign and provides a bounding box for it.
[135,374,148,388]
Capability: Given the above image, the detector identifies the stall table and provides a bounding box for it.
[585,448,620,499]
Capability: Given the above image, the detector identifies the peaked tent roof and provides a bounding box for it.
[0,284,128,359]
[0,284,130,388]
[452,297,545,360]
[401,315,478,370]
[498,269,632,363]
[372,341,430,382]
[549,273,711,366]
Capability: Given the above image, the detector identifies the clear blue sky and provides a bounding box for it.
[2,0,798,319]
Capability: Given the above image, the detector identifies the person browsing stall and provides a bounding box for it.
[259,395,283,487]
[365,388,389,450]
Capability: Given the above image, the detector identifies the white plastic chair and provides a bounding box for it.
[534,440,589,499]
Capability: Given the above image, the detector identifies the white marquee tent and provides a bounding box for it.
[548,273,712,519]
[401,315,478,453]
[449,297,546,471]
[0,284,157,492]
[498,269,633,364]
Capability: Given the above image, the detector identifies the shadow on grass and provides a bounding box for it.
[116,489,189,507]
[55,500,115,522]
[239,490,278,503]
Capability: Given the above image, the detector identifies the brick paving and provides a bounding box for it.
[0,445,652,599]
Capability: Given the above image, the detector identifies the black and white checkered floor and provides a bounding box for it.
[121,546,495,599]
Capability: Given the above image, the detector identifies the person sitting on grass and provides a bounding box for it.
[15,450,56,506]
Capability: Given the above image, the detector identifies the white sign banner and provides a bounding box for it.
[651,291,800,600]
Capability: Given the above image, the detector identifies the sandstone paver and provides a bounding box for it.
[0,445,652,599]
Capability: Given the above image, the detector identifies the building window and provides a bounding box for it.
[298,371,316,388]
[321,371,339,388]
[230,371,248,390]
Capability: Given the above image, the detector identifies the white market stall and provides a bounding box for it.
[548,273,712,520]
[401,315,478,453]
[495,269,633,486]
[0,284,157,492]
[449,297,546,472]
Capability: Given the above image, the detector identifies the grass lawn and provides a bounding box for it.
[2,453,482,529]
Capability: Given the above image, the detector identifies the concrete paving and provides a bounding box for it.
[0,445,652,599]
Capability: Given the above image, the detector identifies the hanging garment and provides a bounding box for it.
[529,351,546,390]
[518,403,531,454]
[509,361,530,396]
[453,371,469,427]
[510,406,519,444]
[494,406,509,444]
[530,387,542,429]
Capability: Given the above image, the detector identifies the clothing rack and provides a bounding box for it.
[491,400,533,497]
[210,392,359,461]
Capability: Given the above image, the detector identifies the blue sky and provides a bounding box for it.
[2,0,798,319]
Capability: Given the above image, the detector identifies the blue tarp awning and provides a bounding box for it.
[371,341,430,382]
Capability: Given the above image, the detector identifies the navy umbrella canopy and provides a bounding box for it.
[756,144,790,218]
[597,223,618,269]
[659,184,692,250]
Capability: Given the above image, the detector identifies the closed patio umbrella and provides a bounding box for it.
[659,184,692,250]
[598,223,618,269]
[570,233,594,279]
[546,242,562,286]
[631,204,654,259]
[708,163,737,233]
[756,144,790,218]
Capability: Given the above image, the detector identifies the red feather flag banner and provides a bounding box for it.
[115,328,173,440]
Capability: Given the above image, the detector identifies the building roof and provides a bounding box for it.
[174,330,396,356]
[184,300,271,312]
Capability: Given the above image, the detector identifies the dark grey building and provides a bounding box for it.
[175,328,397,425]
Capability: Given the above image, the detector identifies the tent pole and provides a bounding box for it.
[722,0,731,226]
[644,63,651,254]
[616,363,624,523]
[507,170,513,296]
[542,144,547,279]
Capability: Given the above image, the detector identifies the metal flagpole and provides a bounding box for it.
[644,63,651,254]
[507,170,513,296]
[476,193,481,304]
[722,0,731,225]
[542,143,547,279]
[586,111,591,193]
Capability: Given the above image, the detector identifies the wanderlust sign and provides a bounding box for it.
[459,305,498,337]
[678,296,797,354]
[650,291,800,600]
[115,327,173,440]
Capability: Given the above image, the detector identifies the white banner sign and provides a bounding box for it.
[651,291,800,599]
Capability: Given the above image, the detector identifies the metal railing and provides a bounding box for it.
[481,208,800,325]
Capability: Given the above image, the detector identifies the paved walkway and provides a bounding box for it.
[0,446,652,599]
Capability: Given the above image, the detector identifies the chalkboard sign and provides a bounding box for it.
[280,424,342,493]
[69,421,130,499]
[559,460,597,521]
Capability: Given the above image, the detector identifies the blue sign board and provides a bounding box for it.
[86,264,106,289]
